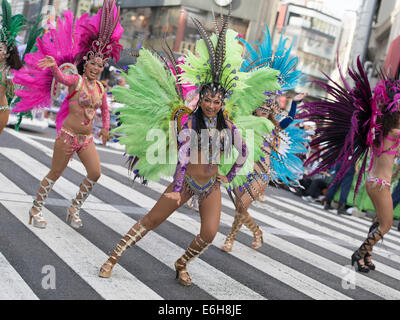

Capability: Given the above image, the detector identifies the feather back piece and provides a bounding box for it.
[180,5,245,99]
[240,25,304,91]
[74,0,123,66]
[299,56,400,200]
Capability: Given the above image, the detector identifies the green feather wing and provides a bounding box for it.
[112,48,184,182]
[1,0,26,46]
[218,116,275,188]
[226,67,281,119]
[23,14,44,59]
[180,29,248,92]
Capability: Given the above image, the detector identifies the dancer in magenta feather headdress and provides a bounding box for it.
[13,0,123,229]
[300,58,400,273]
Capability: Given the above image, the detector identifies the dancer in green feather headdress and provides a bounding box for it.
[99,7,281,286]
[0,0,26,134]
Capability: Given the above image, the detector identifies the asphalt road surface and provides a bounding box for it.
[1,126,400,300]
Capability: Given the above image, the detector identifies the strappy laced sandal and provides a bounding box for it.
[29,177,55,229]
[99,221,148,278]
[67,177,96,229]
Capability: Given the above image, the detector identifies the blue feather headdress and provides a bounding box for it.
[240,25,304,91]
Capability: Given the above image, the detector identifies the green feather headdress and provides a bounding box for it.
[0,0,26,50]
[180,6,248,99]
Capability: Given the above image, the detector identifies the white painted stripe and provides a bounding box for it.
[140,170,400,300]
[4,134,391,298]
[75,164,400,299]
[0,252,39,300]
[262,196,400,260]
[273,195,400,245]
[0,172,162,300]
[215,190,400,299]
[0,149,261,300]
[101,163,352,300]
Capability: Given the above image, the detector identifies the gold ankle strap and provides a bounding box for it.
[111,221,148,261]
[180,235,210,265]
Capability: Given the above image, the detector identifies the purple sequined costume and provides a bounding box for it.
[172,115,248,202]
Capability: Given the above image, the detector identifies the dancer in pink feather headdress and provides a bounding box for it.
[12,0,123,229]
[300,58,400,273]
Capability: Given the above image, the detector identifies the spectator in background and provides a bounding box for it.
[324,161,356,215]
[301,170,331,202]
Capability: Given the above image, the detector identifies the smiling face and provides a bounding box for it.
[0,42,9,63]
[200,89,224,118]
[84,57,104,80]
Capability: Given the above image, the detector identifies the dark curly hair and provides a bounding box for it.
[4,44,23,70]
[375,111,400,147]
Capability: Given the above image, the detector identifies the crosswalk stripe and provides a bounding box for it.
[0,148,262,300]
[3,131,400,299]
[275,196,400,245]
[214,190,400,299]
[102,163,353,300]
[0,252,39,300]
[2,136,352,300]
[109,164,400,299]
[261,196,400,262]
[0,170,162,300]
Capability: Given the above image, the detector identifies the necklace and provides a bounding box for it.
[203,116,220,165]
[84,75,96,92]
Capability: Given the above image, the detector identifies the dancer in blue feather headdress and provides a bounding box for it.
[221,25,309,253]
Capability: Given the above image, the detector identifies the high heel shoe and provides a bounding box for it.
[221,237,234,252]
[351,251,370,273]
[221,212,243,253]
[29,208,47,229]
[174,235,210,286]
[99,261,114,278]
[98,221,148,279]
[66,207,83,229]
[252,227,263,249]
[364,252,376,270]
[29,176,55,229]
[174,261,192,286]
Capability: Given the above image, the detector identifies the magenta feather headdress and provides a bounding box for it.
[299,57,400,200]
[74,0,123,66]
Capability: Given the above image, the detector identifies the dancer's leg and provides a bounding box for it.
[29,136,72,228]
[0,109,10,135]
[352,182,392,272]
[99,182,192,278]
[66,141,100,228]
[174,187,221,286]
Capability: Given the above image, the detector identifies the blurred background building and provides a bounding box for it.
[117,0,280,54]
[364,0,400,84]
[275,1,343,99]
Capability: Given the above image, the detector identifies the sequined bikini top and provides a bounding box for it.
[71,76,105,124]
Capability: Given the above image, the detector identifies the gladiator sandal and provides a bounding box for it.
[364,221,380,270]
[221,212,243,252]
[29,177,55,229]
[67,177,96,229]
[98,221,148,278]
[242,212,263,249]
[351,227,383,273]
[174,235,210,286]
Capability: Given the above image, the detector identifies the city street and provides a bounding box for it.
[1,127,400,300]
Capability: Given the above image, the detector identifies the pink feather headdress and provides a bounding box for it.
[74,0,123,66]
